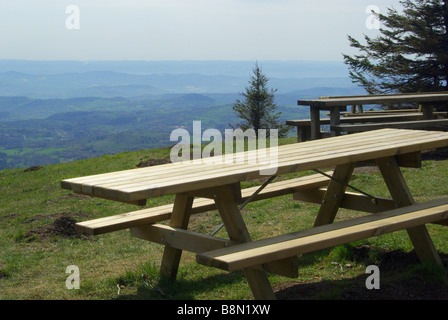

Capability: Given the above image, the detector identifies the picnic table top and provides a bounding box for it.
[297,92,448,108]
[61,129,448,204]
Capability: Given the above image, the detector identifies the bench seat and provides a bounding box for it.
[333,119,448,133]
[197,198,448,272]
[75,173,334,235]
[286,114,431,142]
[286,113,428,128]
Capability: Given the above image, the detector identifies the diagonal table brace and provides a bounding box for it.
[210,175,277,236]
[313,169,379,205]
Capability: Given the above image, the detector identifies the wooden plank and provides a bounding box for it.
[319,91,448,101]
[75,173,334,235]
[61,128,435,191]
[310,106,321,140]
[329,106,343,137]
[75,135,436,202]
[197,198,448,272]
[293,188,396,213]
[103,130,442,198]
[61,130,448,202]
[212,184,277,300]
[313,163,355,227]
[61,129,428,191]
[160,193,194,280]
[360,152,422,168]
[129,224,294,276]
[422,103,434,120]
[297,93,448,108]
[130,224,240,254]
[342,111,447,117]
[334,119,448,133]
[104,133,447,203]
[376,156,443,266]
[286,113,427,127]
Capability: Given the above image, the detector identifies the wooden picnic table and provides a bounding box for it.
[61,129,448,300]
[297,92,448,140]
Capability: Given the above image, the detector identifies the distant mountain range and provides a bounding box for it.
[0,60,367,169]
[0,60,365,99]
[0,60,351,78]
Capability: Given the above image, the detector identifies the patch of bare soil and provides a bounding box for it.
[275,246,448,300]
[136,158,171,168]
[0,260,6,279]
[23,165,43,172]
[353,165,379,175]
[22,212,92,241]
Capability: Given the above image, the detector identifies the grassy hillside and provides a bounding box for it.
[1,140,448,300]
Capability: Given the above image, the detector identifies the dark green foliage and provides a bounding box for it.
[343,0,448,97]
[232,63,289,138]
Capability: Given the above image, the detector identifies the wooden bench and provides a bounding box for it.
[197,197,448,273]
[293,92,448,141]
[286,114,428,142]
[333,119,448,133]
[342,110,448,117]
[287,114,448,142]
[75,172,336,236]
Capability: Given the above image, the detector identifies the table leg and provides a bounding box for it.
[213,184,277,300]
[160,193,194,280]
[329,106,342,137]
[313,163,356,227]
[310,106,321,140]
[376,156,442,266]
[421,103,434,120]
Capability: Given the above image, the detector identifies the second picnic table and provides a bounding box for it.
[61,128,448,300]
[297,92,448,140]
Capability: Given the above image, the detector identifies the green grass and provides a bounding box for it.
[1,141,448,300]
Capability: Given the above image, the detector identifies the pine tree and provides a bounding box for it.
[232,62,288,138]
[343,0,448,97]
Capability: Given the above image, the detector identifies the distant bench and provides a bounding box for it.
[287,113,448,142]
[286,113,424,142]
[334,119,448,133]
[292,92,448,141]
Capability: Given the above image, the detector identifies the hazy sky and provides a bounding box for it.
[0,0,402,61]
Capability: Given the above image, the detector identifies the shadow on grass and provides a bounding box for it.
[276,246,448,300]
[113,269,247,300]
[275,271,448,300]
[422,147,448,161]
[111,246,448,300]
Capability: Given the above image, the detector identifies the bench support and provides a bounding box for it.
[160,193,194,280]
[329,106,343,137]
[213,184,277,300]
[313,163,356,227]
[376,156,443,266]
[310,106,321,140]
[197,198,448,278]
